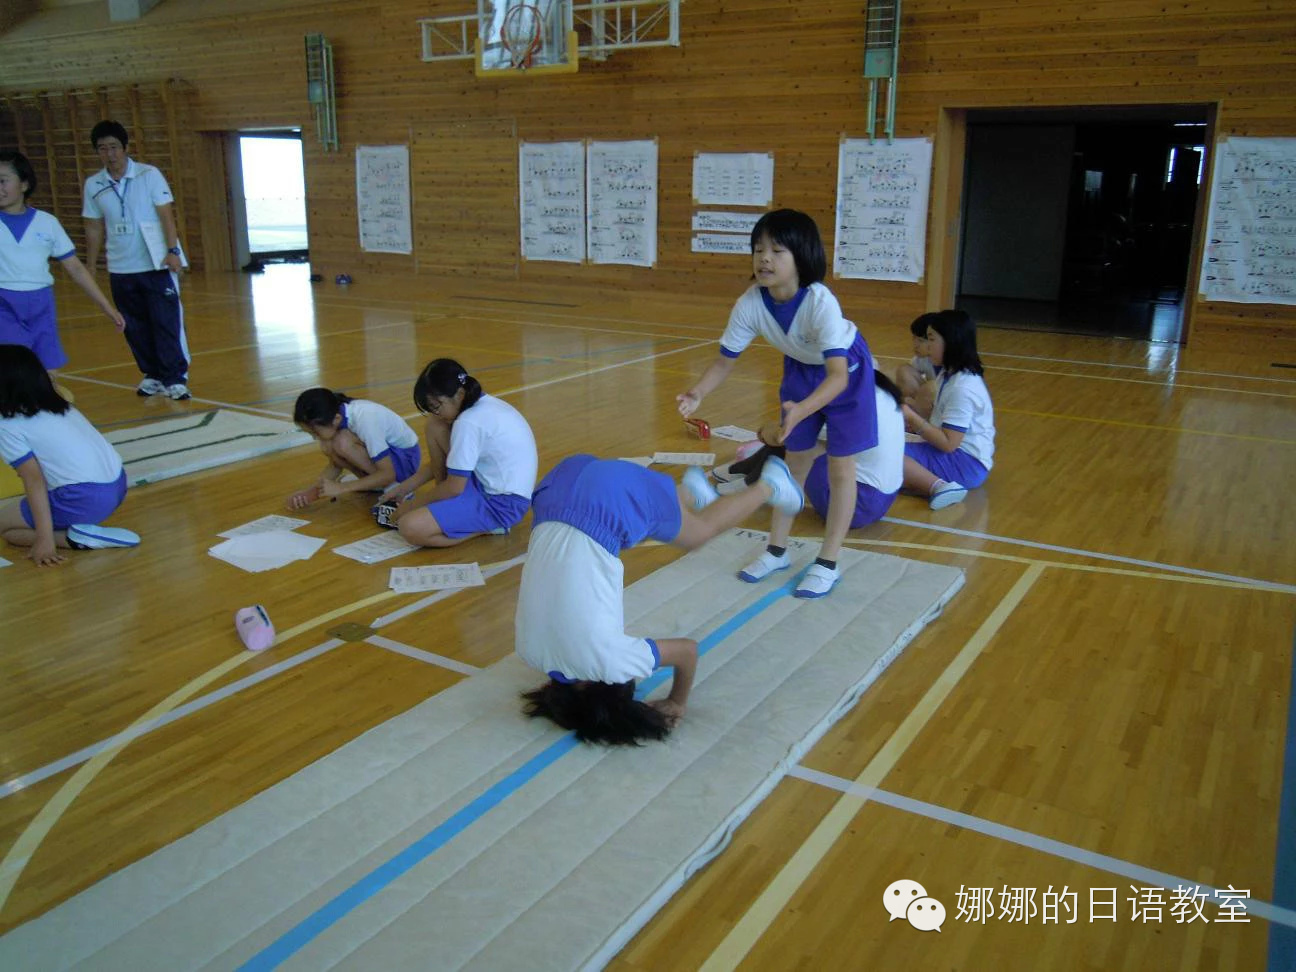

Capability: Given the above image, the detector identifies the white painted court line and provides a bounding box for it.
[365,635,482,676]
[400,341,714,420]
[57,374,294,420]
[878,515,1296,594]
[980,349,1296,386]
[0,640,345,799]
[789,765,1296,930]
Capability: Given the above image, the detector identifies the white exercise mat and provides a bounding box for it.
[0,530,963,970]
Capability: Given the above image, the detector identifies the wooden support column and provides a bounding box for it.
[38,96,61,215]
[128,84,145,159]
[161,80,188,254]
[65,92,86,191]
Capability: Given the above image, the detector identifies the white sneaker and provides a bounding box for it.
[715,477,747,496]
[929,480,967,511]
[738,549,791,583]
[136,378,165,397]
[711,461,742,485]
[165,383,192,401]
[682,466,719,510]
[67,524,141,549]
[759,456,804,516]
[795,563,840,599]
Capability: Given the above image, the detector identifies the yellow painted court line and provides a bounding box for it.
[0,588,397,918]
[842,538,1291,594]
[700,563,1045,971]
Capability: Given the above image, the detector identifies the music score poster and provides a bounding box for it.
[833,138,933,282]
[356,145,412,255]
[1199,137,1296,305]
[587,140,658,267]
[519,140,585,263]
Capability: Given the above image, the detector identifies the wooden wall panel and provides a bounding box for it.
[1,0,1293,341]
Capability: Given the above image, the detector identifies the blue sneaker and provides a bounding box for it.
[795,563,841,599]
[738,549,791,583]
[682,466,719,511]
[67,524,141,549]
[759,456,804,516]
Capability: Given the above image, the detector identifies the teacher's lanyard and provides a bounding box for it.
[106,177,129,218]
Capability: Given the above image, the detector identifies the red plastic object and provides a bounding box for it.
[684,418,711,439]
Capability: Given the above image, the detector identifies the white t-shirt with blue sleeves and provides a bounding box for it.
[0,209,75,290]
[82,160,175,274]
[856,386,905,492]
[0,407,124,488]
[445,393,537,498]
[719,283,859,365]
[340,399,417,461]
[931,371,995,470]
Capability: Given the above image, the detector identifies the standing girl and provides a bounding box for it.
[286,388,422,510]
[677,208,881,599]
[0,344,138,566]
[517,453,803,744]
[0,151,124,372]
[901,309,995,510]
[382,358,537,548]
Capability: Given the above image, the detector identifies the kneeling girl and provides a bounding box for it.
[387,358,537,547]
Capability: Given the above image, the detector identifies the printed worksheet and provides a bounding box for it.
[333,532,420,564]
[389,563,486,593]
[218,515,311,538]
[709,425,757,442]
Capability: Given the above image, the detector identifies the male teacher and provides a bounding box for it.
[83,120,190,400]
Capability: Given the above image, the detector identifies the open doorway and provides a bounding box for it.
[237,131,308,270]
[955,105,1210,343]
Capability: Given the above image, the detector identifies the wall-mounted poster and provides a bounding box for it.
[519,140,585,263]
[587,140,657,267]
[356,145,412,254]
[834,138,933,282]
[692,152,774,208]
[1199,137,1296,305]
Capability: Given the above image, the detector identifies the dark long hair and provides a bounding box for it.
[0,344,70,417]
[0,151,36,200]
[750,209,826,286]
[929,309,984,376]
[292,387,352,427]
[413,358,482,415]
[875,369,904,408]
[522,679,671,746]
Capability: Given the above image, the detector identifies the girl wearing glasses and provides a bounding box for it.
[285,387,421,510]
[379,357,537,547]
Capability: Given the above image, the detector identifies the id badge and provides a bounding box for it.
[111,222,134,236]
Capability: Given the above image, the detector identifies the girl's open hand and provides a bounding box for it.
[319,478,344,499]
[286,485,321,510]
[676,391,701,418]
[650,698,686,728]
[28,537,65,567]
[777,400,809,444]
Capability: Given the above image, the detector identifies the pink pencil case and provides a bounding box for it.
[235,605,275,652]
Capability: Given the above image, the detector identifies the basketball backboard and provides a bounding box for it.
[476,0,578,76]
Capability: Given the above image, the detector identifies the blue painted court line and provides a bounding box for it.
[238,568,806,969]
[236,341,667,409]
[1267,627,1296,972]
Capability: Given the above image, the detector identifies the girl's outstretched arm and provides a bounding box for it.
[16,458,65,566]
[320,455,397,497]
[902,404,964,453]
[678,355,737,417]
[58,255,125,331]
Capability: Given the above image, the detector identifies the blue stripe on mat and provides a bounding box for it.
[1268,627,1296,972]
[239,568,806,969]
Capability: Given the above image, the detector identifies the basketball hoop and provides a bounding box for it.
[500,3,544,69]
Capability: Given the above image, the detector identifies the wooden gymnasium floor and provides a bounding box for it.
[1,264,1293,970]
